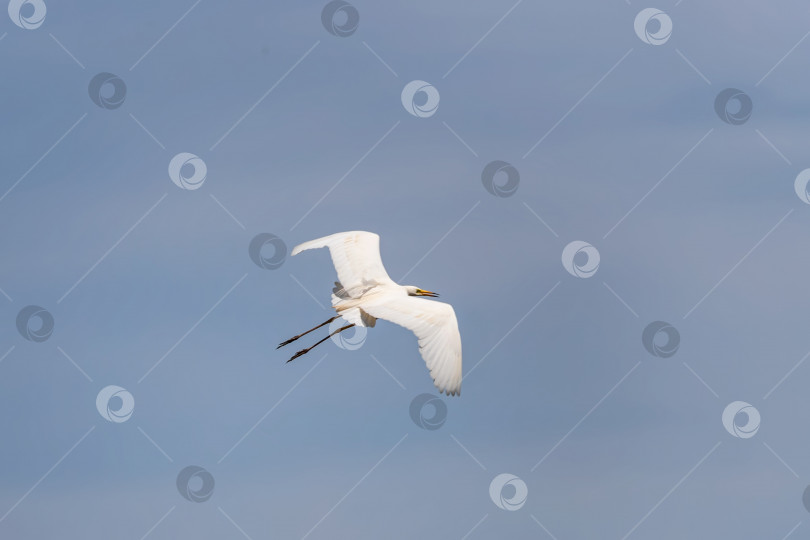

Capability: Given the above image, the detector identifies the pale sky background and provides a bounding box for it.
[2,1,810,538]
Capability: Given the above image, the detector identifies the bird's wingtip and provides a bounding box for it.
[439,386,461,397]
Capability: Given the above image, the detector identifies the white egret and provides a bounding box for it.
[279,231,462,396]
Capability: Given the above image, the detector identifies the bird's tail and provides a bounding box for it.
[331,282,376,327]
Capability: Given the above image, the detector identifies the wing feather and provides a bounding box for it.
[363,296,462,396]
[292,231,395,297]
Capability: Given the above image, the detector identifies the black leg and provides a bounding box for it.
[278,316,339,349]
[286,323,355,363]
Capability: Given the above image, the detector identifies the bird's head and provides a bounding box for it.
[405,286,439,298]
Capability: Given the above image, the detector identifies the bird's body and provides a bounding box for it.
[280,231,462,396]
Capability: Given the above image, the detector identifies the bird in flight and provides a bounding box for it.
[279,231,462,396]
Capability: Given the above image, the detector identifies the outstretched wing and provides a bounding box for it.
[363,296,462,396]
[291,231,395,297]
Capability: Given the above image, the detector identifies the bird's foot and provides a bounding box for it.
[286,348,309,363]
[277,337,297,349]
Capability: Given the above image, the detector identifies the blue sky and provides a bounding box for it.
[2,1,810,538]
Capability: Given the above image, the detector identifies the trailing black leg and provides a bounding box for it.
[277,316,338,349]
[286,323,355,363]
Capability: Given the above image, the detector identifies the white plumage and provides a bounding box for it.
[286,231,462,396]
